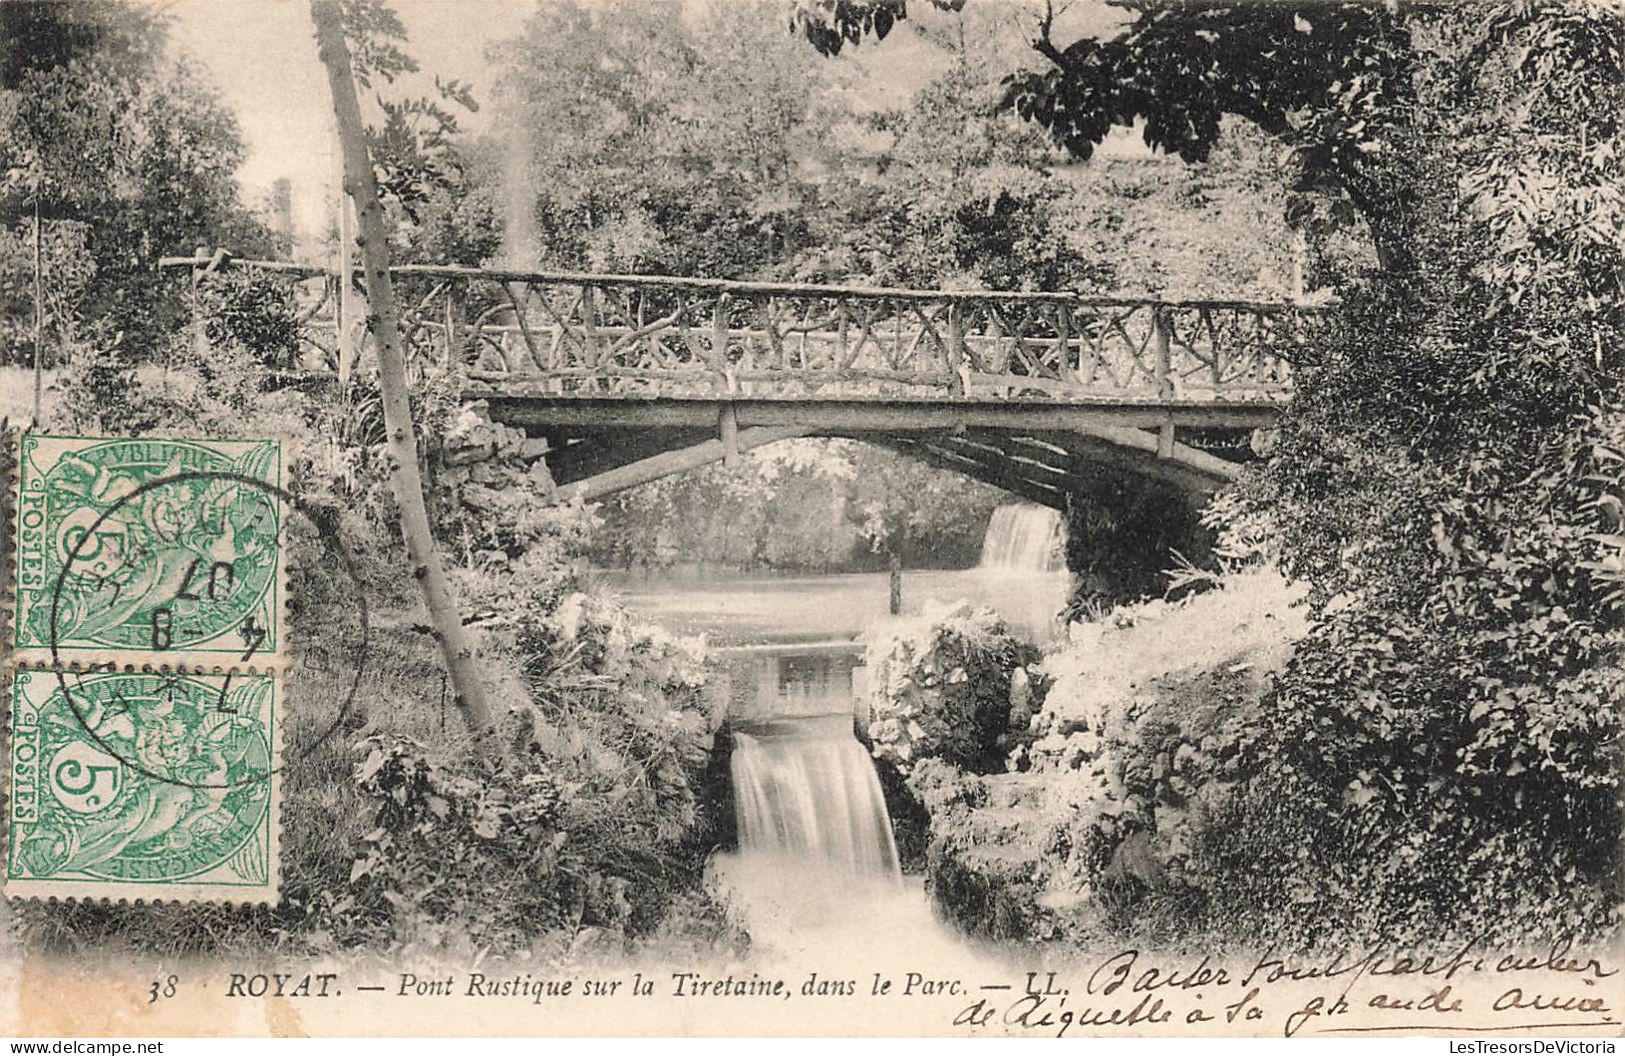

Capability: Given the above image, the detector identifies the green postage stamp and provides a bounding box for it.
[7,434,286,903]
[11,434,286,669]
[5,668,281,903]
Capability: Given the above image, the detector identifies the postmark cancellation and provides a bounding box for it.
[5,433,288,905]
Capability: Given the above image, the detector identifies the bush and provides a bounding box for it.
[196,268,302,372]
[1013,571,1308,943]
[1197,4,1625,948]
[1061,465,1216,620]
[864,602,1042,776]
[342,689,718,957]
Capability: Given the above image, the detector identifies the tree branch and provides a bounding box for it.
[1033,0,1068,68]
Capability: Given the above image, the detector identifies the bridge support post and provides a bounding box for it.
[888,549,902,616]
[556,425,812,503]
[442,284,462,370]
[710,295,732,392]
[719,403,740,466]
[192,244,208,360]
[1153,307,1175,458]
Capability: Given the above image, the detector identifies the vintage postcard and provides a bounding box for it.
[2,0,1621,1045]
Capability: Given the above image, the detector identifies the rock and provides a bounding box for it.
[444,403,503,465]
[496,425,525,457]
[526,459,555,490]
[462,484,504,511]
[1032,733,1068,755]
[1101,831,1164,887]
[518,437,551,461]
[444,441,495,467]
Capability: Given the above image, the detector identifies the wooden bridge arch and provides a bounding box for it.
[496,396,1264,509]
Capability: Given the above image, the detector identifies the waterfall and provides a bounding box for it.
[979,502,1065,572]
[731,715,900,879]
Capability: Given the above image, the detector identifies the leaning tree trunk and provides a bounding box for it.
[310,1,498,747]
[887,546,903,616]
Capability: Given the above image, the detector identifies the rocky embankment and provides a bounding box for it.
[921,570,1310,941]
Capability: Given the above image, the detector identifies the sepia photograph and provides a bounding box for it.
[0,0,1621,1043]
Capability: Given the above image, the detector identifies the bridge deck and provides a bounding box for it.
[479,394,1280,431]
[165,256,1313,503]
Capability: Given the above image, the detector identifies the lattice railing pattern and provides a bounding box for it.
[166,258,1319,403]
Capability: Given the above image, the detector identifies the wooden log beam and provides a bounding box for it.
[1070,421,1241,484]
[483,396,1282,432]
[898,425,1234,500]
[935,432,1073,482]
[158,255,1333,314]
[873,436,1066,510]
[719,403,740,466]
[555,426,812,503]
[544,428,709,485]
[917,441,1066,506]
[1040,429,1232,496]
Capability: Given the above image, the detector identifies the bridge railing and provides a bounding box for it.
[162,256,1324,402]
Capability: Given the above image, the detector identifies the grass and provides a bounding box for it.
[0,365,60,427]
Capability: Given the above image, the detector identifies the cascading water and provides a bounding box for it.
[979,502,1065,572]
[730,714,900,879]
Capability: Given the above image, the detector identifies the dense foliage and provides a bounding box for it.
[19,0,1616,960]
[338,585,722,955]
[487,1,1292,565]
[482,0,1290,297]
[0,1,278,367]
[25,320,737,959]
[807,0,1623,947]
[1209,0,1624,946]
[865,604,1041,775]
[1062,465,1215,617]
[16,172,735,964]
[590,439,1009,573]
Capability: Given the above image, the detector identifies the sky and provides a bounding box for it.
[163,0,534,253]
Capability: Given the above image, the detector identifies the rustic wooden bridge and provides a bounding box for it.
[166,256,1320,507]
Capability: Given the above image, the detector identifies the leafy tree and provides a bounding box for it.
[797,0,1419,271]
[802,0,1624,943]
[0,1,277,363]
[848,442,1010,612]
[488,0,829,278]
[1056,1,1618,944]
[591,438,1008,576]
[785,3,1118,292]
[313,0,499,744]
[1223,2,1623,944]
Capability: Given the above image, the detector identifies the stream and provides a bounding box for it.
[600,502,1067,959]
